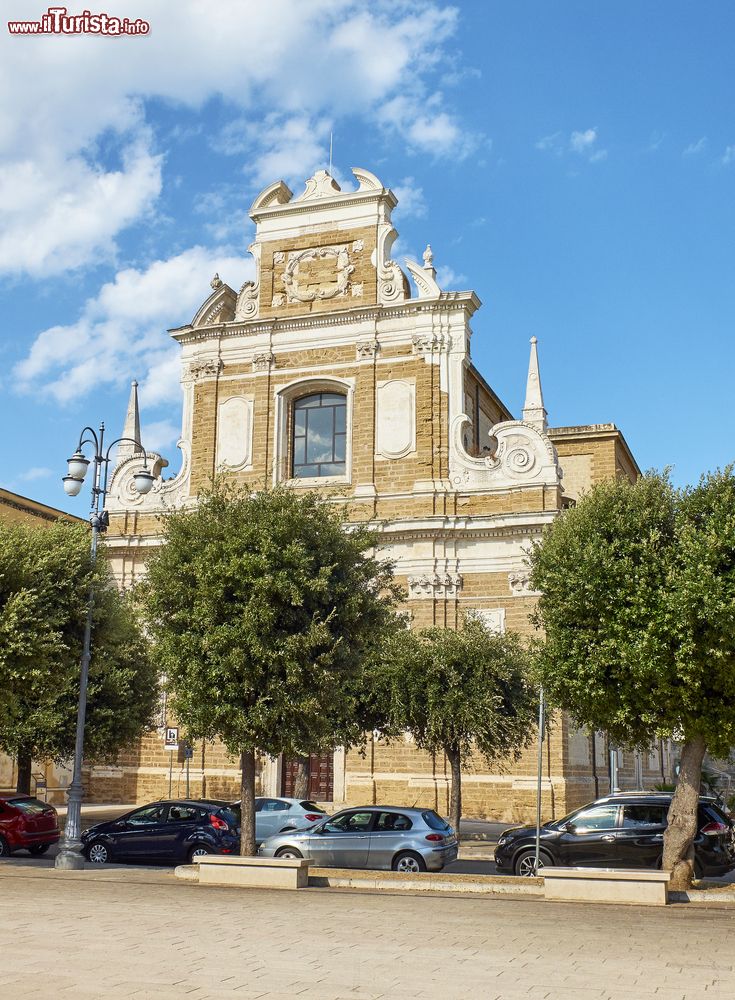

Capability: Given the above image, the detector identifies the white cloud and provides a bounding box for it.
[722,145,735,166]
[0,139,161,278]
[537,128,607,164]
[570,129,597,153]
[683,137,707,156]
[392,177,427,219]
[18,467,53,482]
[647,130,665,152]
[536,133,563,155]
[142,419,182,453]
[435,264,467,288]
[14,247,252,406]
[0,1,472,277]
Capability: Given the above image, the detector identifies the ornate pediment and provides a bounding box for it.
[191,282,237,328]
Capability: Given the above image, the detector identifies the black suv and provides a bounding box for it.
[494,792,735,877]
[82,799,240,864]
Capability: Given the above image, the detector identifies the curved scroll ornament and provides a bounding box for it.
[378,260,409,303]
[235,243,261,320]
[449,414,561,491]
[109,442,191,512]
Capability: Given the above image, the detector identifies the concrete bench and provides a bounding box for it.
[194,855,312,890]
[543,867,671,906]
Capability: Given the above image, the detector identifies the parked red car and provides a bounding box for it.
[0,794,60,856]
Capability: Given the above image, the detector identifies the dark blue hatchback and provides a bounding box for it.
[81,799,240,864]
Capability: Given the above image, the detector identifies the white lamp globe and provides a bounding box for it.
[62,475,83,497]
[133,470,155,495]
[66,451,90,480]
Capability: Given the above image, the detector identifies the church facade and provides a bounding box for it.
[91,167,673,821]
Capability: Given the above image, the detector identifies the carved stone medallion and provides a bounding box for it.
[281,244,354,304]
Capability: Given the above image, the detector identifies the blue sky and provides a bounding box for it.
[1,0,733,512]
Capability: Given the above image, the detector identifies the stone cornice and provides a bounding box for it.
[169,293,480,346]
[251,187,398,224]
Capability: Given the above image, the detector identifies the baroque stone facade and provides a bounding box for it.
[91,166,671,820]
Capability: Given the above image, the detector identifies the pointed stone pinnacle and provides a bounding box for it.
[522,336,548,432]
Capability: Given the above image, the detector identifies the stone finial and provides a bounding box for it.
[210,273,223,290]
[116,380,143,463]
[522,336,548,432]
[299,169,342,201]
[422,243,434,269]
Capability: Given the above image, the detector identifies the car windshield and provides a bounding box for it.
[422,811,451,831]
[8,797,49,815]
[299,801,325,812]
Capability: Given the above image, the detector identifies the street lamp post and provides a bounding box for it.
[55,421,154,870]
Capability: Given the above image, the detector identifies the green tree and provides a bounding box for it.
[0,520,158,793]
[380,616,537,839]
[141,482,401,855]
[530,470,735,889]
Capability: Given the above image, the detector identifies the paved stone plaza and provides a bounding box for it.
[1,867,734,1000]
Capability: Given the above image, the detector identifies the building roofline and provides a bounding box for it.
[466,360,515,420]
[548,424,641,477]
[0,487,87,524]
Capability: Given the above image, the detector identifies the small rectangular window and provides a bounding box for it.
[622,805,667,829]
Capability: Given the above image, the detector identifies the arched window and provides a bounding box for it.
[292,392,347,478]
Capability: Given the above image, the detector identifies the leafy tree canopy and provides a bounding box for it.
[141,482,402,760]
[0,519,158,766]
[530,468,735,886]
[530,470,735,757]
[379,615,537,834]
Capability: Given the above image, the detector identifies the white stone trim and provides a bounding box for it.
[272,375,355,487]
[215,395,254,473]
[375,378,416,460]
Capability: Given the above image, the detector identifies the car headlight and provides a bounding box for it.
[497,835,511,847]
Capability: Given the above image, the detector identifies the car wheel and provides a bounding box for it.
[392,851,427,874]
[275,847,303,859]
[29,844,50,856]
[0,835,12,858]
[188,844,212,862]
[514,848,551,877]
[87,841,111,865]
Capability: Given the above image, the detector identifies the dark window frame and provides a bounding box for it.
[291,392,347,479]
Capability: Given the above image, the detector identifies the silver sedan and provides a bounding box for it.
[258,805,458,873]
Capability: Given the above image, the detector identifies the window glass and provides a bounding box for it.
[292,393,347,479]
[261,799,290,812]
[7,797,48,815]
[324,811,373,833]
[167,805,199,823]
[622,805,667,829]
[375,812,413,832]
[422,811,451,831]
[571,805,620,831]
[299,801,325,813]
[127,805,165,826]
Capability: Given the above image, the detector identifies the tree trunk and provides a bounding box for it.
[446,743,462,844]
[239,748,257,856]
[662,734,706,890]
[16,750,32,795]
[292,755,310,800]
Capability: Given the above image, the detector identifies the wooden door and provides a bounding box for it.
[281,753,333,802]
